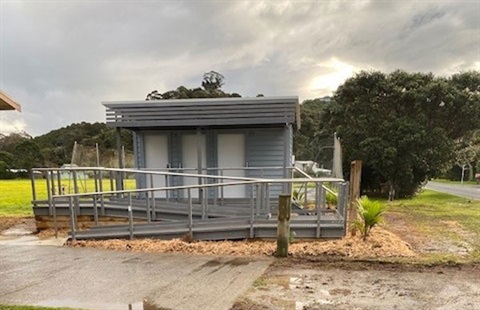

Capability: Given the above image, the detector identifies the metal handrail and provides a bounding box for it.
[51,177,344,199]
[52,179,260,199]
[33,166,260,182]
[293,166,338,196]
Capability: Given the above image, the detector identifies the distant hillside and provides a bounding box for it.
[0,122,133,176]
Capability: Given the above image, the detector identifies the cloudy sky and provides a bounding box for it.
[1,0,479,136]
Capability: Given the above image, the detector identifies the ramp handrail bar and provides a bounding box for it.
[34,167,262,182]
[293,166,338,196]
[51,177,344,199]
[51,180,260,199]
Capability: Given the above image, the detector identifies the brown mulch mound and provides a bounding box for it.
[68,227,415,258]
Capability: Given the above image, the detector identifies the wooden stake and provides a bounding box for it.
[276,194,291,257]
[348,160,362,234]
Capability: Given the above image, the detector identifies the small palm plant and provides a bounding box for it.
[352,196,388,241]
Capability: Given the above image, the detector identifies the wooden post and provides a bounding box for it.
[348,160,362,234]
[276,194,291,258]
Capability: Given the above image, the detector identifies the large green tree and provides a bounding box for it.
[322,70,480,199]
[293,97,334,163]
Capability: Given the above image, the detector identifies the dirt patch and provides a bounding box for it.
[384,211,428,251]
[233,262,480,310]
[0,217,36,234]
[384,211,475,257]
[68,227,415,258]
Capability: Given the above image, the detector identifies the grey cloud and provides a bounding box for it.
[0,0,478,136]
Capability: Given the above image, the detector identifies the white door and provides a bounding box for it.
[182,134,206,198]
[217,133,245,198]
[144,133,168,198]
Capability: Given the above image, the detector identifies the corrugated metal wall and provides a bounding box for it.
[245,128,287,197]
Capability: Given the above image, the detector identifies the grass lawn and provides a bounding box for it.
[0,178,136,217]
[385,189,480,263]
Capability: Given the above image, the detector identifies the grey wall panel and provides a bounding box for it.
[245,128,287,198]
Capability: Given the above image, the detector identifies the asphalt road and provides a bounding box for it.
[425,181,480,200]
[0,239,271,310]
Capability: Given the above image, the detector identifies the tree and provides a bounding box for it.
[293,97,333,163]
[146,71,241,101]
[13,139,44,172]
[33,122,133,166]
[201,70,225,90]
[453,129,480,181]
[322,70,480,199]
[0,132,30,153]
[0,151,15,179]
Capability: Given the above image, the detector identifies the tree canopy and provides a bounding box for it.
[145,71,241,100]
[319,70,480,199]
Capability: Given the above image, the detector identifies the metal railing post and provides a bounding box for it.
[250,184,255,238]
[50,170,56,196]
[265,183,270,215]
[52,197,58,238]
[188,189,193,237]
[94,170,99,193]
[204,179,209,219]
[30,170,37,206]
[72,170,80,216]
[146,191,151,223]
[340,182,349,236]
[98,170,105,215]
[128,194,134,240]
[220,170,224,205]
[201,183,206,220]
[165,173,169,202]
[93,194,99,226]
[255,183,261,216]
[69,196,76,241]
[213,178,218,207]
[151,189,156,221]
[109,171,114,197]
[316,182,324,238]
[56,169,62,196]
[46,171,52,215]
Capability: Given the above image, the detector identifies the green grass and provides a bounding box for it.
[0,178,136,217]
[0,305,82,310]
[385,189,480,263]
[431,178,478,185]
